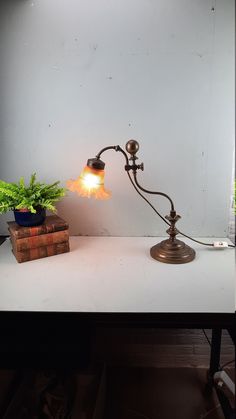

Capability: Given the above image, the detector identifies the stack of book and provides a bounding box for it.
[8,215,70,263]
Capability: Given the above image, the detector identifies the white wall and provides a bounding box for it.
[0,0,234,237]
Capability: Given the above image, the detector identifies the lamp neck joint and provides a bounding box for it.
[125,162,144,172]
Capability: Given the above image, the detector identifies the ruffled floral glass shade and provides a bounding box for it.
[67,166,111,199]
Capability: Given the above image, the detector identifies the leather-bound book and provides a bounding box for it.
[12,241,70,263]
[8,215,68,239]
[10,230,69,251]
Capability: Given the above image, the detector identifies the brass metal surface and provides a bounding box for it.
[89,141,197,264]
[126,140,140,155]
[150,210,196,263]
[150,238,196,264]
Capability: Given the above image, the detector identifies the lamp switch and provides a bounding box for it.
[213,241,228,248]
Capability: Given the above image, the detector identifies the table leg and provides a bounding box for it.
[209,328,222,378]
[205,328,222,394]
[207,328,235,419]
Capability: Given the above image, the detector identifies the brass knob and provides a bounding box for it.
[126,140,139,156]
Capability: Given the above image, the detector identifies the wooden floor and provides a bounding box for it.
[93,328,235,369]
[105,367,227,419]
[0,328,234,418]
[94,328,235,419]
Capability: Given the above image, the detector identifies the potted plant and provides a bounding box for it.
[0,173,66,226]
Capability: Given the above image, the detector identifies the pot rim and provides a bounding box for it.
[14,207,45,213]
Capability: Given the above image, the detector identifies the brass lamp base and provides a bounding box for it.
[150,209,196,264]
[150,238,196,264]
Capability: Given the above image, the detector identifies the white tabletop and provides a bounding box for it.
[0,236,235,313]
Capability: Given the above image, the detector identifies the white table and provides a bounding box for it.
[0,236,235,314]
[1,236,235,412]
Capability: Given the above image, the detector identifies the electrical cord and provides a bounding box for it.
[200,404,221,418]
[220,359,235,370]
[97,144,235,249]
[127,409,152,419]
[127,171,235,249]
[202,329,212,347]
[177,228,235,248]
[127,172,171,227]
[202,329,235,371]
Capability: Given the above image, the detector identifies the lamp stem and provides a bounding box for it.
[96,145,118,159]
[96,145,129,165]
[126,171,172,227]
[132,172,175,212]
[95,143,175,216]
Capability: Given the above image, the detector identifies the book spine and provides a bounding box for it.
[11,230,69,251]
[10,223,68,239]
[12,241,70,263]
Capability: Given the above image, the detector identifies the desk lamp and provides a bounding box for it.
[67,140,196,264]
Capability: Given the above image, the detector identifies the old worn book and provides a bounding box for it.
[10,229,69,251]
[8,215,68,239]
[12,241,70,263]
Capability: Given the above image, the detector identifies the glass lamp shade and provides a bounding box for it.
[67,166,111,199]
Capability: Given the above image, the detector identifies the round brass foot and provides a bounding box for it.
[150,238,195,264]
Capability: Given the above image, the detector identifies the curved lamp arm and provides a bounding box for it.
[96,145,129,166]
[132,172,175,212]
[94,143,222,251]
[95,141,175,212]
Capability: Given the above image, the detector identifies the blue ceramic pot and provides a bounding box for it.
[14,208,46,227]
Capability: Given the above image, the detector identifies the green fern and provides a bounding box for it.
[0,173,66,214]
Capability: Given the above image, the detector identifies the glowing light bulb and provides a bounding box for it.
[67,166,111,199]
[82,173,101,189]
